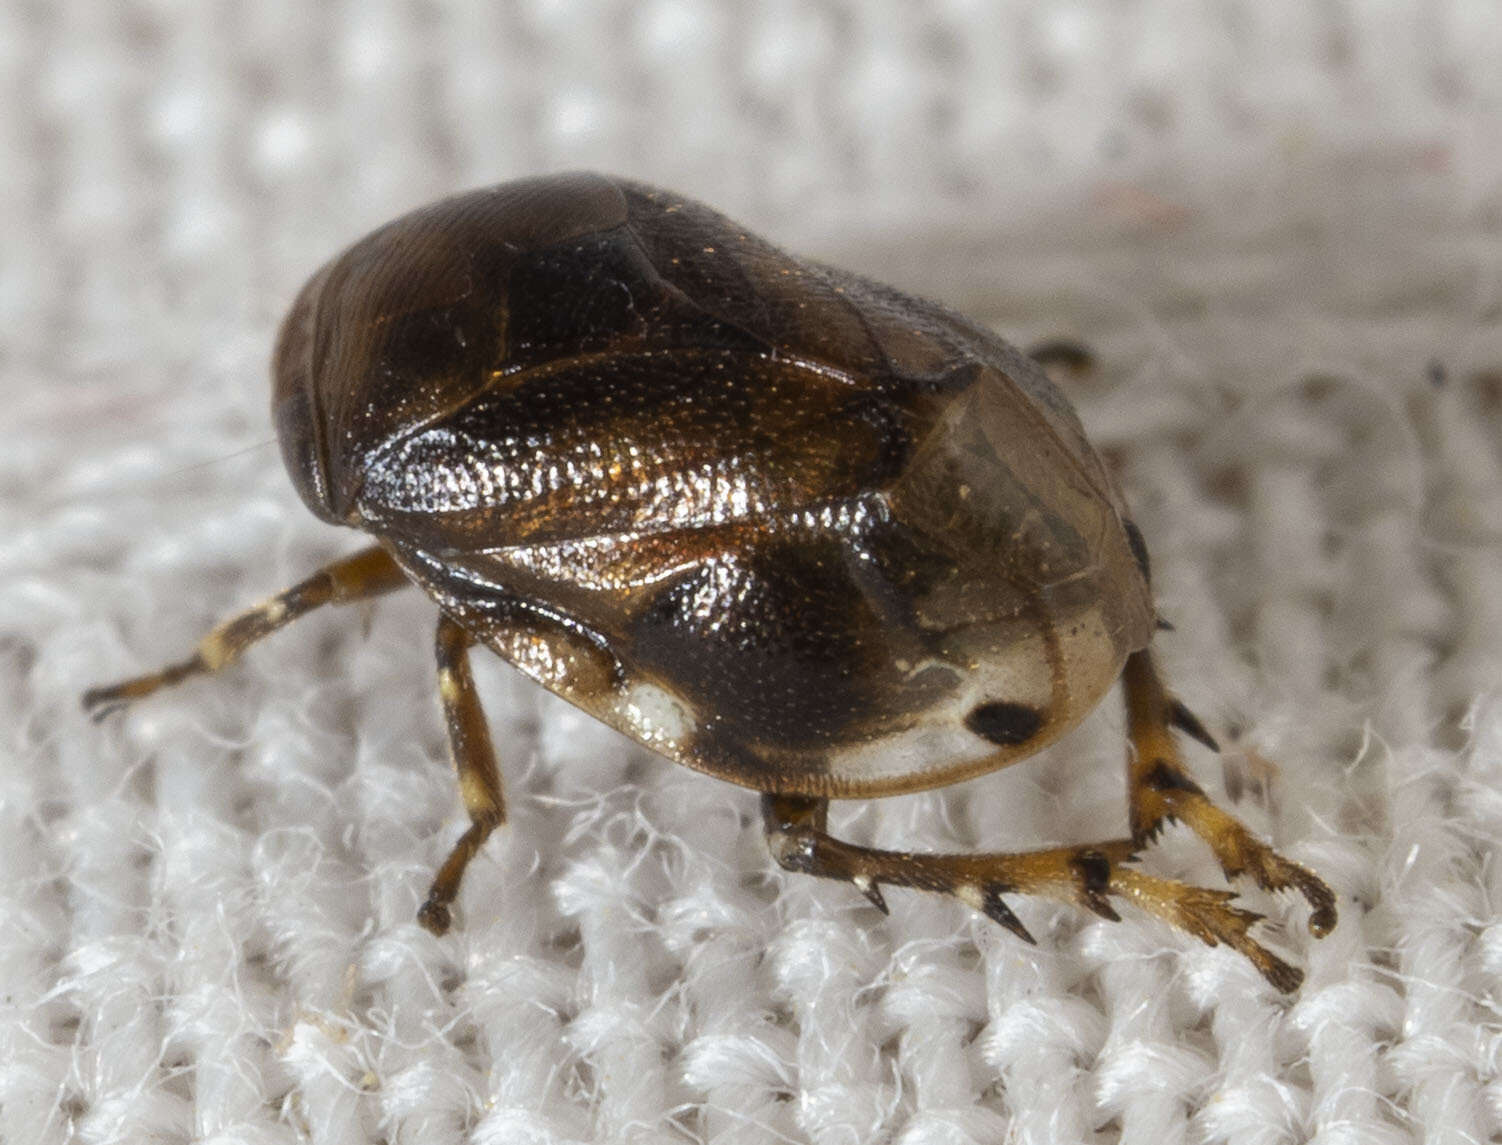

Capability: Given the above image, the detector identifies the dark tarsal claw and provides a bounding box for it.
[1133,816,1176,847]
[855,877,888,915]
[1262,957,1304,994]
[1168,700,1221,752]
[1307,898,1338,938]
[1283,864,1338,937]
[81,653,206,722]
[980,887,1036,945]
[81,690,126,722]
[1081,891,1121,923]
[1071,849,1122,922]
[416,897,453,936]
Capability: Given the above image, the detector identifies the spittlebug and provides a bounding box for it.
[86,173,1336,989]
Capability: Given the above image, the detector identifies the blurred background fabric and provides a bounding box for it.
[5,3,1502,1143]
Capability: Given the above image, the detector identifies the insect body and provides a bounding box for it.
[86,173,1335,989]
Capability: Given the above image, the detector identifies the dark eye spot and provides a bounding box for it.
[965,701,1044,746]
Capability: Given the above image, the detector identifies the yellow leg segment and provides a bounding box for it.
[761,648,1336,992]
[417,614,507,935]
[83,545,409,717]
[1122,649,1337,939]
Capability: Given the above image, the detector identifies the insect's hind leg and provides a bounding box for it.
[1122,648,1338,938]
[417,614,507,936]
[762,793,1307,991]
[83,545,410,718]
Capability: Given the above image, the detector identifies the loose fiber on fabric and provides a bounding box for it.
[4,3,1501,1143]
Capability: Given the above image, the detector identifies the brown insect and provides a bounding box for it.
[86,173,1335,989]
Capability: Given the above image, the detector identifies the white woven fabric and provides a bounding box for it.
[5,3,1501,1143]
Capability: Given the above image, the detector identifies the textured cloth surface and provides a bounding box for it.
[5,3,1502,1144]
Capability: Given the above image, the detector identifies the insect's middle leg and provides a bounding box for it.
[417,614,507,936]
[83,544,410,717]
[1122,648,1338,937]
[762,793,1306,991]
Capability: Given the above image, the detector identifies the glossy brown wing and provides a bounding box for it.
[278,173,1127,531]
[612,178,1136,525]
[361,344,961,796]
[312,173,1152,795]
[360,352,1152,796]
[354,347,920,549]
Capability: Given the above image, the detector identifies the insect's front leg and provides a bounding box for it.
[1122,648,1338,937]
[762,793,1307,991]
[83,544,410,717]
[418,614,507,935]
